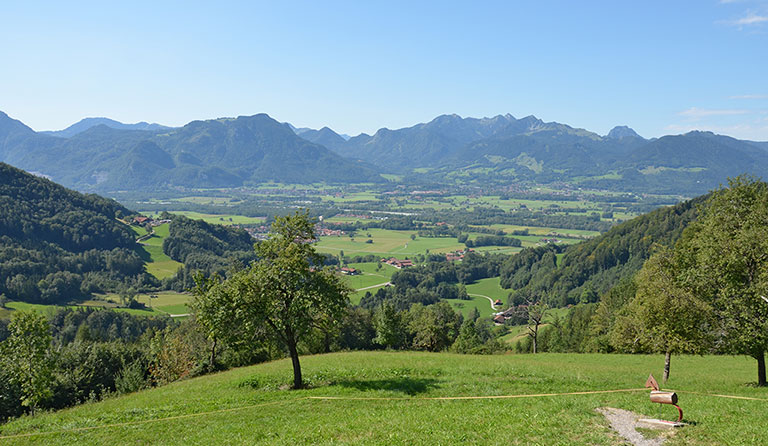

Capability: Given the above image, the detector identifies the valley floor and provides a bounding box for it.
[0,352,765,445]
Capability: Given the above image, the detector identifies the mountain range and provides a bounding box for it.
[0,111,383,190]
[294,114,768,194]
[2,110,767,194]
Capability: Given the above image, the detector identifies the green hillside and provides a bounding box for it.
[0,162,157,304]
[1,351,765,445]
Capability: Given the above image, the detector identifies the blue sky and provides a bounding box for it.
[1,1,767,140]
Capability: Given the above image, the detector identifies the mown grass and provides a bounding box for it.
[444,295,495,319]
[342,262,394,304]
[134,223,183,280]
[446,277,507,318]
[1,352,766,445]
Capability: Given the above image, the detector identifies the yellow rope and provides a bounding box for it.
[307,387,648,401]
[2,387,765,440]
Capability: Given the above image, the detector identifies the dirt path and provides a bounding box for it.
[597,407,666,446]
[468,293,500,311]
[356,282,391,291]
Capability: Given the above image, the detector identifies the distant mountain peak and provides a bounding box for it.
[606,125,642,140]
[41,117,171,138]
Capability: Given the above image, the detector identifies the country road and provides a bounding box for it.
[356,282,391,291]
[468,293,501,311]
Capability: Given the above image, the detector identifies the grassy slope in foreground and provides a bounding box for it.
[1,352,766,445]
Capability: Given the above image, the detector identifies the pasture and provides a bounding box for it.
[134,223,183,279]
[446,277,507,319]
[343,262,395,305]
[142,211,265,226]
[98,291,192,316]
[1,352,765,445]
[315,228,466,257]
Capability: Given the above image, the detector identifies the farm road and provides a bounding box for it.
[469,293,501,311]
[356,282,391,291]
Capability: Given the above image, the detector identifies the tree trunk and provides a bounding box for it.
[209,337,217,372]
[757,351,766,387]
[532,324,538,354]
[287,340,303,389]
[663,350,671,384]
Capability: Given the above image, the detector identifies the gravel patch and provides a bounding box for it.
[597,407,665,446]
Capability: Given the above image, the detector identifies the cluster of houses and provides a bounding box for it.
[539,238,561,244]
[445,248,475,262]
[316,227,344,237]
[492,305,527,325]
[445,251,465,262]
[381,258,413,269]
[131,216,171,227]
[339,267,360,275]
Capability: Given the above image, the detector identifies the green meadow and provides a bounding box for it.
[343,262,395,305]
[446,277,507,319]
[142,211,266,226]
[3,301,168,318]
[133,223,183,279]
[97,291,192,316]
[315,228,467,257]
[1,352,765,445]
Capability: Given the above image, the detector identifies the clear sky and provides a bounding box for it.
[1,1,767,140]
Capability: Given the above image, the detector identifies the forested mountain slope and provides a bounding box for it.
[0,162,156,303]
[160,215,258,290]
[500,194,706,306]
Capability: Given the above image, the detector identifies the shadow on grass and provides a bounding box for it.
[335,377,440,396]
[134,245,152,262]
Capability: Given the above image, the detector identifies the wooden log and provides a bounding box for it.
[650,391,678,405]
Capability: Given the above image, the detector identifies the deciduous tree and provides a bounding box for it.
[676,176,768,386]
[194,211,350,389]
[1,312,53,413]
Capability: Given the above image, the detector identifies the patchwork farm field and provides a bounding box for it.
[315,228,467,257]
[1,352,765,445]
[315,228,575,259]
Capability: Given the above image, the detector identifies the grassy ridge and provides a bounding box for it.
[0,352,765,445]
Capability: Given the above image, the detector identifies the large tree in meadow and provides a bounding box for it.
[611,246,713,382]
[675,176,768,386]
[194,211,350,389]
